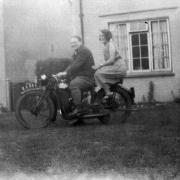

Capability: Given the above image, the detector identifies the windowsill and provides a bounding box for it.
[125,71,175,78]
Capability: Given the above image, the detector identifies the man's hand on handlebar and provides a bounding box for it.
[56,72,67,77]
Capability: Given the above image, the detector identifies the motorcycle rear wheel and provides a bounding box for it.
[15,90,54,129]
[110,87,133,123]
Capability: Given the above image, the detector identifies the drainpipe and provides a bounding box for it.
[79,0,84,44]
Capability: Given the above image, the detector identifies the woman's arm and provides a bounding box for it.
[92,41,119,70]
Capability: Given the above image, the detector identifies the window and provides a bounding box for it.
[151,20,170,70]
[131,32,149,70]
[109,23,129,70]
[109,18,171,74]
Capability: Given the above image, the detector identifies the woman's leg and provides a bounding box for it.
[94,71,111,95]
[69,76,94,105]
[94,71,103,89]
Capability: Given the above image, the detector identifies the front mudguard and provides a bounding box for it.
[21,87,43,95]
[21,87,58,121]
[21,87,59,108]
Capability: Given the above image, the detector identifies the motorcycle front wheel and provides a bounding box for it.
[15,90,54,129]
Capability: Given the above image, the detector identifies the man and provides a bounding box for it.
[57,36,95,117]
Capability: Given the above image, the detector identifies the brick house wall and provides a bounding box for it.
[73,0,180,102]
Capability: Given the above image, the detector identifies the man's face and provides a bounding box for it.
[70,37,81,50]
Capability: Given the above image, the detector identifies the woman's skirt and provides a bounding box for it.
[95,59,127,84]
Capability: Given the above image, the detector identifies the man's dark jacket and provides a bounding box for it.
[66,45,95,79]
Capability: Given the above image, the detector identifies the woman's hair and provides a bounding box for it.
[101,29,112,41]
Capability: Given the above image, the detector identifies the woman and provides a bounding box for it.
[93,29,127,98]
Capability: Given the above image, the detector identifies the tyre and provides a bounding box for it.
[111,86,132,123]
[15,90,55,129]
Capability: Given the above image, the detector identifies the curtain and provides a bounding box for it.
[151,20,169,70]
[109,24,129,70]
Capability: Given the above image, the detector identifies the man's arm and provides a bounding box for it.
[65,49,87,76]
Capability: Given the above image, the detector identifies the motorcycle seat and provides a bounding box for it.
[82,79,123,94]
[105,78,123,85]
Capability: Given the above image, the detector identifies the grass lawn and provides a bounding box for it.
[0,103,180,179]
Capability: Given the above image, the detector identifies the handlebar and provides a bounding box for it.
[52,74,67,83]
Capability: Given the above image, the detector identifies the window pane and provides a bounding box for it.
[151,20,170,70]
[142,58,149,69]
[131,31,149,71]
[109,23,129,70]
[132,34,139,45]
[140,34,148,45]
[133,47,140,58]
[133,59,140,70]
[141,46,148,57]
[160,20,168,33]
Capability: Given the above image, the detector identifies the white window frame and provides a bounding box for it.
[109,17,172,74]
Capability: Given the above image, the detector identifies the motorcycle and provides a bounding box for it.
[15,74,135,129]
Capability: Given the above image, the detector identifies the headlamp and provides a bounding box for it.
[41,74,47,80]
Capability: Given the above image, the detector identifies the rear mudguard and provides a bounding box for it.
[110,84,135,104]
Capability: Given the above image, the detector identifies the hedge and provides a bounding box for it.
[35,58,72,78]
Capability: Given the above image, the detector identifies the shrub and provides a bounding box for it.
[35,58,72,78]
[148,81,155,103]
